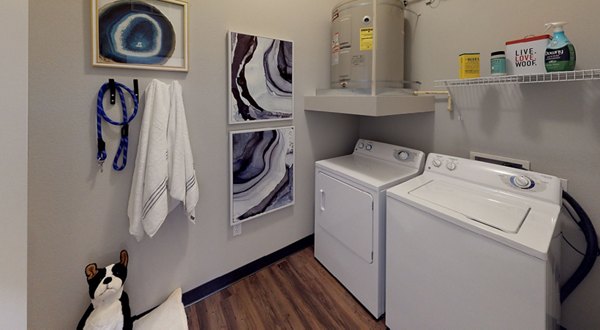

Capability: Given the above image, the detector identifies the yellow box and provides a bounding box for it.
[459,53,480,79]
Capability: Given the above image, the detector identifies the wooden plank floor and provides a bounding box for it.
[185,246,386,329]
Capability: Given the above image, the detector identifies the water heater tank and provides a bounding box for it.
[330,0,405,92]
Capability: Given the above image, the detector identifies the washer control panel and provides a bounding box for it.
[354,139,425,170]
[425,153,562,204]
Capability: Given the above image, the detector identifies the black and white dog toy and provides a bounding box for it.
[77,250,132,330]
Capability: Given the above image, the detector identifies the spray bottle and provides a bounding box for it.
[544,22,576,72]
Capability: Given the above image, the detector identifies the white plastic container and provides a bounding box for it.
[505,35,551,75]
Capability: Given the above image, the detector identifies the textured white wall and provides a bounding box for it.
[360,1,600,329]
[0,0,28,329]
[28,1,358,328]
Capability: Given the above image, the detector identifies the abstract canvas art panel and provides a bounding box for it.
[230,127,295,224]
[91,0,188,71]
[229,32,293,123]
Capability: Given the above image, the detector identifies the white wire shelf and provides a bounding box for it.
[434,69,600,88]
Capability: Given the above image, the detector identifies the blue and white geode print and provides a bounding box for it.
[230,32,293,123]
[231,127,294,223]
[98,1,176,65]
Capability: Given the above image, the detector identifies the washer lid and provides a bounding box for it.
[409,180,530,233]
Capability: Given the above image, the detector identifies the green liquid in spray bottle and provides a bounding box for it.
[544,21,576,72]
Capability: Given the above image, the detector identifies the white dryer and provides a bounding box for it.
[386,153,562,330]
[314,139,425,318]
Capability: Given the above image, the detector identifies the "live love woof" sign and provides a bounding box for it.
[505,35,550,75]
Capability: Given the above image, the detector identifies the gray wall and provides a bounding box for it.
[28,1,358,328]
[360,1,600,329]
[1,0,27,328]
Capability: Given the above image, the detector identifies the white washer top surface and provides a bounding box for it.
[387,153,562,260]
[316,140,425,190]
[410,180,530,233]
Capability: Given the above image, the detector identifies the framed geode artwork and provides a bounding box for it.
[230,126,295,225]
[91,0,188,71]
[229,31,294,124]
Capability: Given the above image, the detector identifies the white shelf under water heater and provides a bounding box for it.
[304,89,435,117]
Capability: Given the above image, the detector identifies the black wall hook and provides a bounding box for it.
[133,79,139,99]
[109,79,116,105]
[107,78,138,104]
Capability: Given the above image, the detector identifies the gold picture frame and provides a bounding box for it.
[91,0,188,72]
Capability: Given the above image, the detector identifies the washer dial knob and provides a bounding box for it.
[511,175,535,189]
[446,161,457,171]
[398,151,410,160]
[366,144,373,151]
[357,142,365,149]
[432,159,442,167]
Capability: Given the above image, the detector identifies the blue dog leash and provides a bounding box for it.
[96,82,139,172]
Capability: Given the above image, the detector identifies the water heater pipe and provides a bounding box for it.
[413,90,452,111]
[371,0,377,96]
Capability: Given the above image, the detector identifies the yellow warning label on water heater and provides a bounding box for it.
[359,27,373,51]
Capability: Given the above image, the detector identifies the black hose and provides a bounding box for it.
[560,191,598,303]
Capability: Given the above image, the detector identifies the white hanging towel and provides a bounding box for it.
[128,79,199,241]
[167,81,199,223]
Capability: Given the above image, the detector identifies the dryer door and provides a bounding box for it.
[316,171,374,263]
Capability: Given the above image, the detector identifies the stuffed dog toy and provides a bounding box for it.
[77,250,132,330]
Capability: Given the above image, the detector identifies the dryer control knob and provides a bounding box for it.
[398,151,410,160]
[446,162,457,171]
[358,142,365,149]
[366,144,373,151]
[432,159,442,167]
[511,175,534,189]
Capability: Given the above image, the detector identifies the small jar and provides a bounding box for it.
[490,51,507,76]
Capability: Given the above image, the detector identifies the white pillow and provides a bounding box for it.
[133,288,188,330]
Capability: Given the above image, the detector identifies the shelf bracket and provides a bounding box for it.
[413,90,452,112]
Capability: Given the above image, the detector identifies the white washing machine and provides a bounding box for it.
[314,139,425,318]
[386,153,562,330]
